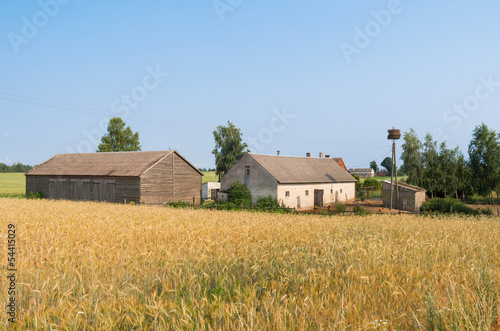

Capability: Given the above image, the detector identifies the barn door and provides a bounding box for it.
[314,190,324,208]
[92,180,104,201]
[70,179,79,200]
[82,180,91,201]
[105,180,115,202]
[49,179,56,199]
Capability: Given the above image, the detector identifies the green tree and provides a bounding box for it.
[438,142,459,198]
[468,123,500,202]
[380,157,392,176]
[212,121,249,179]
[422,133,440,198]
[456,152,473,200]
[400,128,424,187]
[97,117,141,152]
[369,161,379,173]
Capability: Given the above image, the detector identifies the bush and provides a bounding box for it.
[167,201,191,208]
[336,203,346,214]
[256,196,280,209]
[363,178,381,189]
[480,207,493,216]
[26,191,44,199]
[353,204,370,215]
[420,197,479,215]
[227,182,252,206]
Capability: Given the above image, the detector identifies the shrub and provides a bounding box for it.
[480,207,493,216]
[353,205,370,215]
[336,204,346,214]
[420,197,479,215]
[227,182,252,206]
[360,193,366,202]
[363,178,381,189]
[256,196,280,209]
[26,191,44,199]
[167,201,191,208]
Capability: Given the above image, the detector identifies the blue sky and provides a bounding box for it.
[1,1,499,169]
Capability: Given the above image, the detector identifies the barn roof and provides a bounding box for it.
[382,180,426,192]
[353,168,374,172]
[248,153,356,184]
[26,151,202,177]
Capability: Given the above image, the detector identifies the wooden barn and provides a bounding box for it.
[25,150,202,204]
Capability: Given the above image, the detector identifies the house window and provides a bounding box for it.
[340,189,343,193]
[245,166,250,175]
[285,191,290,197]
[331,189,333,193]
[305,190,309,196]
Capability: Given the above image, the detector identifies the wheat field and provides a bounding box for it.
[1,199,499,330]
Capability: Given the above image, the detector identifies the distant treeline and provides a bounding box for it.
[0,163,33,173]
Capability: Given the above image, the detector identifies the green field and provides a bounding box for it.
[0,173,25,196]
[202,171,218,183]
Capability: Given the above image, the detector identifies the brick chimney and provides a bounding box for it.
[277,150,280,156]
[306,153,311,157]
[319,152,324,158]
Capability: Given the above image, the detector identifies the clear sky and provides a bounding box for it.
[1,1,499,170]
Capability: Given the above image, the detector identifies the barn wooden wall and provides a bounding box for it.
[26,175,140,203]
[140,153,202,204]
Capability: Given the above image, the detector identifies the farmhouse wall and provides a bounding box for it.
[277,182,355,210]
[220,154,278,204]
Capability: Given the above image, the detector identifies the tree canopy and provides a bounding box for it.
[369,161,379,173]
[97,117,141,152]
[468,123,500,200]
[380,157,392,175]
[212,121,249,179]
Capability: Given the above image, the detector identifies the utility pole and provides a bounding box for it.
[388,127,401,210]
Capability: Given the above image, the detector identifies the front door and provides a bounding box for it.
[314,189,324,208]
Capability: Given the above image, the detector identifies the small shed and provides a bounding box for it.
[381,180,426,212]
[202,182,221,200]
[25,150,202,204]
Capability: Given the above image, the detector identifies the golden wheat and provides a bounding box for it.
[0,198,499,330]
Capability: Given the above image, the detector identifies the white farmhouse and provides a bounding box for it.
[220,153,356,210]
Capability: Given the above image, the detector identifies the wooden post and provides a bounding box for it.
[193,196,195,207]
[390,142,395,210]
[450,205,453,214]
[497,208,499,216]
[124,198,127,204]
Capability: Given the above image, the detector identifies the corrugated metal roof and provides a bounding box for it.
[26,151,186,177]
[249,153,356,184]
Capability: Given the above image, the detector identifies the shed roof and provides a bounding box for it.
[382,180,426,192]
[26,151,202,177]
[249,153,356,184]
